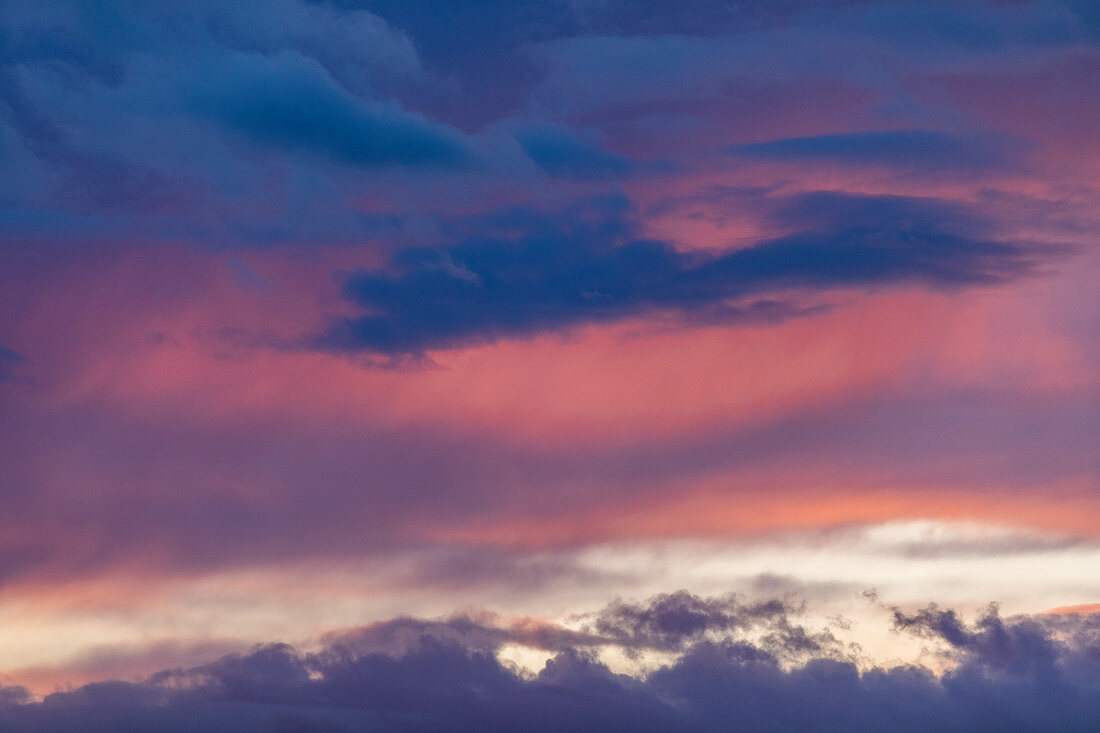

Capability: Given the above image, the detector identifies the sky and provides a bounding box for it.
[0,0,1098,730]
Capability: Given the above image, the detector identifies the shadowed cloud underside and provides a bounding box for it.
[3,593,1100,732]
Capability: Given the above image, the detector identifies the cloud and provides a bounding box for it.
[589,591,799,652]
[2,0,1093,252]
[2,593,1100,731]
[513,124,632,180]
[565,0,869,37]
[728,129,1024,172]
[0,345,26,383]
[1,1,424,91]
[0,367,1091,587]
[4,639,251,695]
[0,0,470,247]
[189,51,469,169]
[529,1,1092,116]
[318,192,1054,353]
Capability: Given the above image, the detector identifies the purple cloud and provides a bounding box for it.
[2,594,1100,732]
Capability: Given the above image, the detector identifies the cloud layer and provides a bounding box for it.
[322,192,1053,353]
[0,0,1097,716]
[3,594,1100,732]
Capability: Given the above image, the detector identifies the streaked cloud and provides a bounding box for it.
[728,129,1025,172]
[321,193,1055,353]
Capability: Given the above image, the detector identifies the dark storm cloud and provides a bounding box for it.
[319,192,1054,353]
[3,593,1100,732]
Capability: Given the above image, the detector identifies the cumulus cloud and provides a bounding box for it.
[588,591,800,653]
[2,592,1100,731]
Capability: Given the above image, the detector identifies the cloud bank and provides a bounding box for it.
[3,593,1100,732]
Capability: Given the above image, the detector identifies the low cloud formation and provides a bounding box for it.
[3,592,1100,732]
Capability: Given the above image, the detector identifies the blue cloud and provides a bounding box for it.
[514,124,632,180]
[0,345,25,383]
[317,193,1054,353]
[191,51,469,169]
[729,129,1023,171]
[0,1,473,248]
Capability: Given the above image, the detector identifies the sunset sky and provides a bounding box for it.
[1,1,1099,730]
